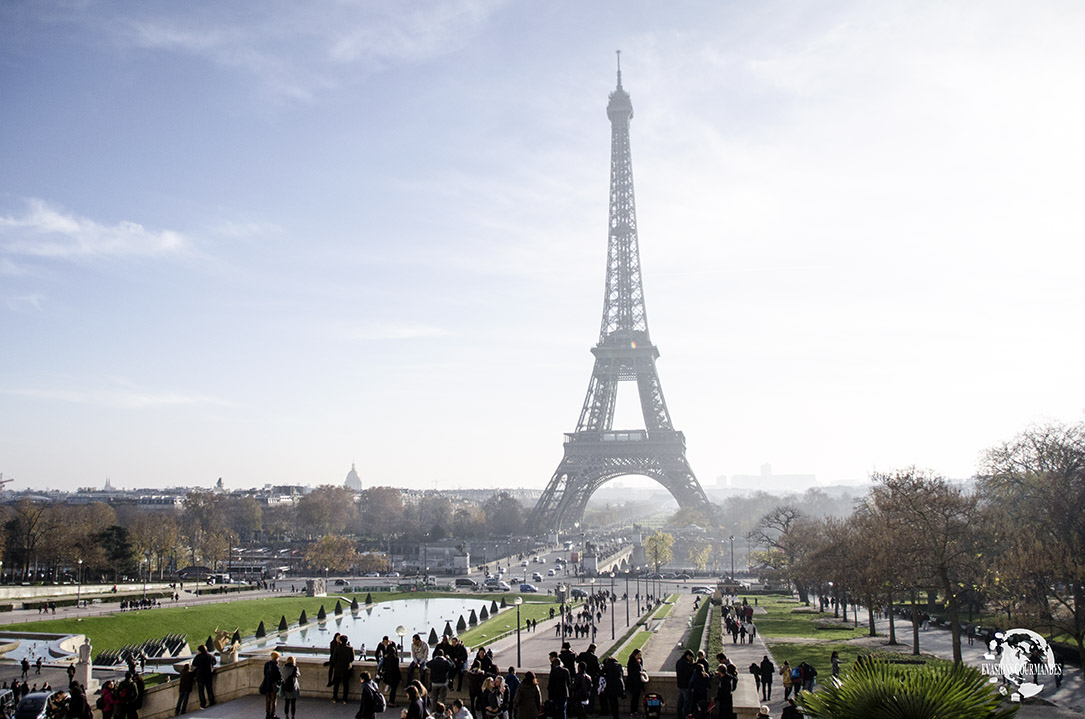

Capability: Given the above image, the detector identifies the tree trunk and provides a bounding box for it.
[911,591,920,656]
[887,591,898,645]
[867,602,876,637]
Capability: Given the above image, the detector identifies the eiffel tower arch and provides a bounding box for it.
[528,59,716,533]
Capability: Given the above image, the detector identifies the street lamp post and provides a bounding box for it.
[142,558,148,599]
[609,572,615,640]
[396,625,407,654]
[624,572,630,627]
[77,559,83,608]
[513,596,523,666]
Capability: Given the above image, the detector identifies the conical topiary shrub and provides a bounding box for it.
[232,629,241,645]
[205,635,214,651]
[469,609,478,626]
[428,628,439,645]
[278,615,288,631]
[334,600,343,616]
[443,621,453,637]
[299,609,308,625]
[365,592,373,605]
[255,621,266,638]
[490,600,499,614]
[500,597,507,608]
[480,606,489,620]
[351,597,360,611]
[457,615,467,632]
[799,657,1017,719]
[317,605,327,621]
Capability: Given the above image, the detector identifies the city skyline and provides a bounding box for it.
[2,2,1083,493]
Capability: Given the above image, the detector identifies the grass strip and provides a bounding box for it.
[685,600,710,653]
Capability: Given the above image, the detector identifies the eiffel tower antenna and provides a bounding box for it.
[527,65,716,533]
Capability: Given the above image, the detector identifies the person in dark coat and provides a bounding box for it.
[626,649,645,717]
[713,665,736,719]
[356,670,379,719]
[547,652,570,719]
[758,656,774,702]
[66,681,92,719]
[262,651,283,719]
[404,686,426,719]
[601,658,623,719]
[575,644,600,714]
[381,640,402,708]
[191,645,216,709]
[675,650,694,719]
[175,664,194,716]
[331,636,355,704]
[688,664,710,717]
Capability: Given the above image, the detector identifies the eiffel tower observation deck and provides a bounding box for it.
[527,58,716,533]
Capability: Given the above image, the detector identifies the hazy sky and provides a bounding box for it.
[3,1,1083,494]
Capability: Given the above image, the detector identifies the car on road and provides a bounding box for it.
[570,588,588,599]
[334,579,348,586]
[547,568,556,577]
[520,560,529,567]
[531,572,543,581]
[484,580,511,591]
[691,586,714,595]
[454,578,478,589]
[662,573,676,579]
[675,574,691,580]
[387,572,401,577]
[14,692,57,719]
[362,572,380,577]
[519,583,539,593]
[498,566,506,574]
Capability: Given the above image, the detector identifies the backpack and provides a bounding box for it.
[369,681,387,713]
[790,668,801,682]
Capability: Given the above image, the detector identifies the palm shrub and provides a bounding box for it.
[800,658,1017,719]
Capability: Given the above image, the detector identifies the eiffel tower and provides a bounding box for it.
[528,59,716,533]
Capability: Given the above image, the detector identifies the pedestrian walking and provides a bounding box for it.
[281,657,300,719]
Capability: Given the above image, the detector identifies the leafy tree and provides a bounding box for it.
[480,492,525,537]
[875,468,987,663]
[685,538,712,572]
[97,525,137,582]
[643,531,674,573]
[296,485,356,538]
[304,535,359,573]
[981,421,1085,667]
[358,487,404,537]
[750,504,812,602]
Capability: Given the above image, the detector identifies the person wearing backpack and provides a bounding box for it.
[570,663,592,719]
[357,671,384,719]
[281,657,301,719]
[600,657,624,719]
[778,662,793,701]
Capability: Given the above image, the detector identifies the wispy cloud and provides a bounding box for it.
[4,294,45,313]
[209,219,283,240]
[0,199,185,261]
[335,321,452,341]
[4,384,233,410]
[117,0,504,102]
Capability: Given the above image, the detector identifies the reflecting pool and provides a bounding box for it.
[243,597,512,656]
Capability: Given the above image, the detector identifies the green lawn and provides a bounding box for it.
[0,590,533,655]
[613,626,653,664]
[753,595,868,641]
[456,596,559,646]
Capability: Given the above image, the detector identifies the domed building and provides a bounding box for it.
[344,463,362,491]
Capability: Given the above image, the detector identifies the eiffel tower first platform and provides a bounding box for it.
[527,60,716,533]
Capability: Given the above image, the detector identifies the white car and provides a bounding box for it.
[531,572,543,581]
[547,568,556,577]
[691,586,714,595]
[520,560,529,567]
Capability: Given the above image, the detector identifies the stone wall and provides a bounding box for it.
[138,659,759,719]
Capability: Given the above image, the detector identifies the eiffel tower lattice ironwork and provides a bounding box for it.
[527,60,716,533]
